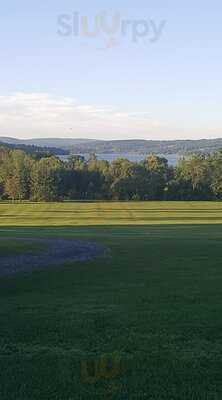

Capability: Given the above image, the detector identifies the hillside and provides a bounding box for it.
[0,139,68,156]
[1,137,222,155]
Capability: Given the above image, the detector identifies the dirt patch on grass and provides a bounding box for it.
[0,237,106,277]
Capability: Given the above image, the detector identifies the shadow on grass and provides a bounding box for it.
[1,224,222,399]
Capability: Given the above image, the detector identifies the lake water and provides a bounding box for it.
[59,153,181,166]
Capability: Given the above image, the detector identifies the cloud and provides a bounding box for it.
[0,92,163,139]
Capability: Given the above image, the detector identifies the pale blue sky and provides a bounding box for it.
[0,0,221,140]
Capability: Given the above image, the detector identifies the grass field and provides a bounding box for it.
[0,240,46,257]
[1,202,222,399]
[0,201,222,226]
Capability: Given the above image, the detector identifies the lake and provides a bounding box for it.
[59,153,181,166]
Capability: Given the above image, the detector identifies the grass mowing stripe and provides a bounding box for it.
[1,201,222,226]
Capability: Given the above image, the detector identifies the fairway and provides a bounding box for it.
[1,203,222,399]
[1,201,222,226]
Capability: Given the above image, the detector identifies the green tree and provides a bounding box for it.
[31,157,63,201]
[3,150,32,200]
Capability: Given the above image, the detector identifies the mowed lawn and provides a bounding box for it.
[1,203,222,399]
[0,201,222,225]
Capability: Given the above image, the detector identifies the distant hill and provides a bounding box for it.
[0,138,68,156]
[64,138,222,155]
[1,137,222,155]
[0,137,97,148]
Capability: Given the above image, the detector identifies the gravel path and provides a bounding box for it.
[0,237,106,277]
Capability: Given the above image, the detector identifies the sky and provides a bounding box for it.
[0,0,222,140]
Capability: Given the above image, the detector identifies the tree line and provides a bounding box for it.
[0,146,222,201]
